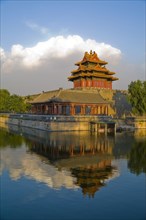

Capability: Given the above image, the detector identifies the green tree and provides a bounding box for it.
[128,80,146,115]
[0,89,11,112]
[0,89,31,113]
[7,94,26,112]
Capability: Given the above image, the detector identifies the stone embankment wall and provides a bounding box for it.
[126,117,146,129]
[0,114,115,132]
[1,114,145,132]
[0,114,103,131]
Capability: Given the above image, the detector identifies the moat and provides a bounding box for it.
[0,125,146,220]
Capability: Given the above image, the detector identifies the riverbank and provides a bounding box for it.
[0,113,145,134]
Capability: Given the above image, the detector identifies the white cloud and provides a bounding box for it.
[25,21,49,34]
[2,35,122,69]
[1,35,123,94]
[0,47,6,60]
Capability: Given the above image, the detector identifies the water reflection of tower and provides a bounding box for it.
[71,160,114,198]
[29,139,117,197]
[27,132,118,197]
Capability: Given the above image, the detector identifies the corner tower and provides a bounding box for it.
[68,50,118,89]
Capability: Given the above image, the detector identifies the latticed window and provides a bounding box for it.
[75,106,81,114]
[85,106,91,114]
[66,106,70,115]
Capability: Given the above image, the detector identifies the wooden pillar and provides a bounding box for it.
[52,104,55,114]
[56,105,58,115]
[81,105,85,115]
[105,123,107,136]
[48,105,51,114]
[82,145,84,155]
[90,106,93,115]
[95,106,98,114]
[106,106,108,115]
[104,106,106,115]
[70,145,74,156]
[37,105,40,113]
[91,106,94,115]
[80,145,84,155]
[57,104,61,115]
[53,104,56,114]
[104,106,107,115]
[45,105,48,114]
[97,123,100,133]
[107,105,109,115]
[114,123,116,135]
[97,106,99,115]
[81,79,85,87]
[93,105,96,115]
[70,104,75,115]
[100,106,102,114]
[40,104,43,114]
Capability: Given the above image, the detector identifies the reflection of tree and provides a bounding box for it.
[113,133,135,158]
[0,128,24,148]
[71,160,116,198]
[128,141,146,175]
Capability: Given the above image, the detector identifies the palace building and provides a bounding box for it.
[31,51,118,116]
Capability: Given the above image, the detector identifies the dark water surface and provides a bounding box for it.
[0,125,146,220]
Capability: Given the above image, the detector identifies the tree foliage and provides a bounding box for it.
[128,80,146,115]
[0,89,31,113]
[113,90,132,117]
[0,89,10,111]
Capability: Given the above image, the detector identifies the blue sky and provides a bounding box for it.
[1,0,145,95]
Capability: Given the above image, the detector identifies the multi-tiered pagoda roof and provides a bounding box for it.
[68,50,119,89]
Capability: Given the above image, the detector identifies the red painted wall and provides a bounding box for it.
[73,79,112,89]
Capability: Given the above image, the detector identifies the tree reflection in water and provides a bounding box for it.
[128,140,146,175]
[0,128,24,148]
